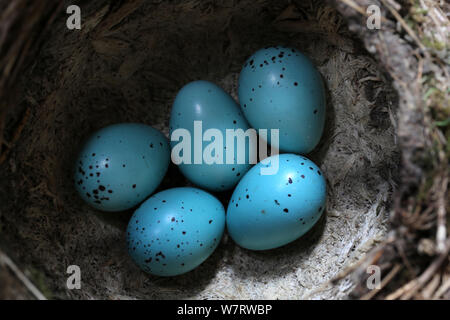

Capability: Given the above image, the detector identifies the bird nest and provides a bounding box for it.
[0,0,448,300]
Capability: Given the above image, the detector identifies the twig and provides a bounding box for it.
[338,0,388,23]
[388,238,450,300]
[421,273,441,299]
[433,277,450,299]
[394,241,416,278]
[0,106,30,166]
[380,0,428,55]
[436,175,448,253]
[401,242,449,300]
[385,278,417,300]
[360,264,402,300]
[303,236,394,299]
[0,109,4,155]
[0,249,47,300]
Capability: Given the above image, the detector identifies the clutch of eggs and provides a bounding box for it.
[73,45,328,277]
[74,123,170,212]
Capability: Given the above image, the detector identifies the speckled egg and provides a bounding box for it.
[226,153,326,250]
[126,187,225,276]
[170,80,253,191]
[74,123,170,212]
[238,46,326,154]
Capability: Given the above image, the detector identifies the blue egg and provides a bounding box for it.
[169,80,254,191]
[226,154,326,250]
[238,46,326,154]
[126,187,225,276]
[74,123,170,212]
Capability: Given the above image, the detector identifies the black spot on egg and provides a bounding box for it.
[283,208,289,213]
[288,177,293,184]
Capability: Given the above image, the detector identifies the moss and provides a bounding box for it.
[28,268,53,299]
[422,37,446,51]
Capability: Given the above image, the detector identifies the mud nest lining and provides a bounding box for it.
[0,0,402,299]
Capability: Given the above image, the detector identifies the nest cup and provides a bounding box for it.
[0,0,399,299]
